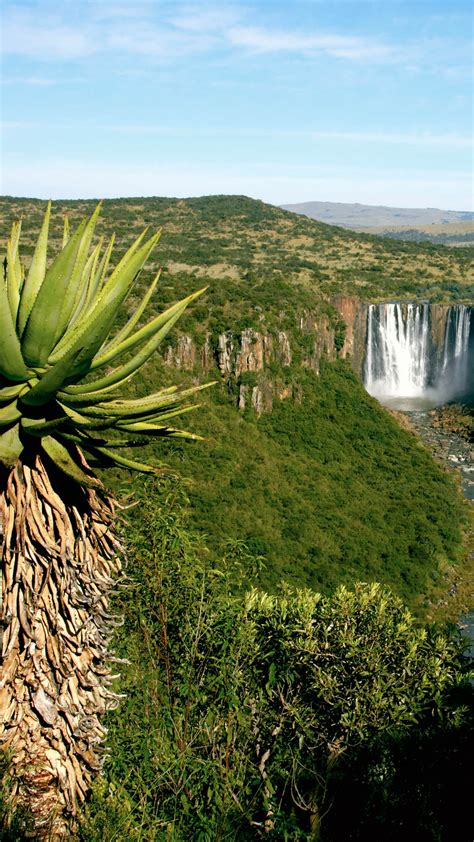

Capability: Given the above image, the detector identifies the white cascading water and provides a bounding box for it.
[365,302,431,398]
[364,302,472,404]
[441,305,471,385]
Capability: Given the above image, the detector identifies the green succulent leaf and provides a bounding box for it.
[98,266,162,353]
[41,436,102,488]
[0,400,22,428]
[21,214,91,365]
[52,203,103,345]
[115,403,202,428]
[21,343,92,407]
[17,201,51,337]
[0,424,23,466]
[20,415,68,435]
[2,203,209,480]
[48,231,161,372]
[81,445,163,474]
[62,215,70,248]
[0,383,28,403]
[89,286,207,373]
[6,238,22,322]
[72,382,213,420]
[0,270,30,381]
[67,239,103,330]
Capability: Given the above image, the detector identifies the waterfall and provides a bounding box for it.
[364,302,473,405]
[439,305,472,395]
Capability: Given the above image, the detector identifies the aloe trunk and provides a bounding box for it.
[0,205,210,836]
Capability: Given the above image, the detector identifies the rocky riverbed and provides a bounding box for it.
[389,403,473,624]
[406,407,473,501]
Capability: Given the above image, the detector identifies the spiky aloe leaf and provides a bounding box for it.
[48,231,161,371]
[21,215,91,365]
[0,423,23,465]
[98,267,162,352]
[0,383,28,402]
[41,436,102,487]
[81,445,162,474]
[6,238,21,321]
[67,239,103,330]
[59,288,207,402]
[69,382,214,420]
[62,214,70,247]
[89,286,207,373]
[0,401,22,428]
[21,415,68,435]
[0,271,30,380]
[17,202,51,336]
[21,332,96,407]
[1,202,212,480]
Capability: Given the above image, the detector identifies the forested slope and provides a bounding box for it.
[1,194,471,615]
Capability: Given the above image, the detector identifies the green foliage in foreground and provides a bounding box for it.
[134,360,467,614]
[76,485,472,842]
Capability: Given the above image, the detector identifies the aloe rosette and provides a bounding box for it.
[0,204,210,837]
[0,202,210,476]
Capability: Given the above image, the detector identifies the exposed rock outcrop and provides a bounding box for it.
[217,333,234,376]
[164,335,196,369]
[333,295,368,375]
[162,296,368,412]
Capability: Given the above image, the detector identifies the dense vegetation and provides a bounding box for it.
[74,488,471,841]
[1,196,472,839]
[1,195,473,309]
[127,359,468,616]
[0,194,470,617]
[3,493,472,840]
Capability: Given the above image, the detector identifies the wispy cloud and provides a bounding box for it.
[227,26,399,61]
[1,4,210,61]
[168,4,243,33]
[2,9,96,60]
[306,130,472,148]
[1,2,417,65]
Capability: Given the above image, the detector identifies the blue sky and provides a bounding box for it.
[1,0,472,208]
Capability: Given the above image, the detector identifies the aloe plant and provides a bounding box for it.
[0,203,211,837]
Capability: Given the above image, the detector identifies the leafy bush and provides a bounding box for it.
[78,486,472,841]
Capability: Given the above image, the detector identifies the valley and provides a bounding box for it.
[1,193,473,841]
[1,193,471,618]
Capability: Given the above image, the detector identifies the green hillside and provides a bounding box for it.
[2,194,473,840]
[124,360,467,616]
[1,194,471,616]
[1,195,473,308]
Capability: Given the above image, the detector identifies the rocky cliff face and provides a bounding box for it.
[333,295,368,375]
[163,299,368,412]
[162,299,468,413]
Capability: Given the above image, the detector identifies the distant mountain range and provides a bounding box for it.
[280,201,474,229]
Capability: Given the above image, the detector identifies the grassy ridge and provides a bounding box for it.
[1,194,473,306]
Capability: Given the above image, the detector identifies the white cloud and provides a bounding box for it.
[1,4,209,62]
[2,121,470,151]
[2,10,96,60]
[168,4,243,33]
[0,3,414,66]
[226,26,400,62]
